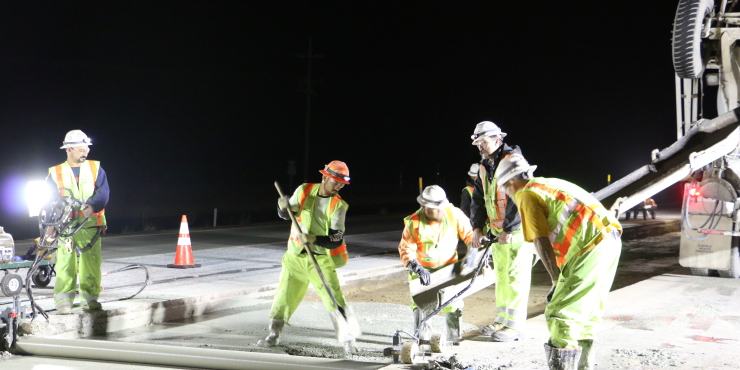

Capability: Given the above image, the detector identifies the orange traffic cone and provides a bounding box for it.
[167,215,201,269]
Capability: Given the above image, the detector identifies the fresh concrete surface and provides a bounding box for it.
[5,213,734,369]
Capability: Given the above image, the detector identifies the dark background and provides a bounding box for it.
[1,2,687,239]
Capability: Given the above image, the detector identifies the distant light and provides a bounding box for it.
[25,181,51,217]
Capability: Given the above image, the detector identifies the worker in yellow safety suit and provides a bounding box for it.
[460,163,479,219]
[469,121,536,342]
[260,161,358,351]
[398,185,474,341]
[47,130,109,315]
[496,154,622,370]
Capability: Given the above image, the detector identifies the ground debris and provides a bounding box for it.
[425,354,475,369]
[1,351,13,360]
[612,348,686,367]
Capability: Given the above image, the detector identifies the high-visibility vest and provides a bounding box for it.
[479,161,509,236]
[463,185,473,198]
[287,183,347,260]
[518,177,621,268]
[49,161,106,226]
[404,206,460,268]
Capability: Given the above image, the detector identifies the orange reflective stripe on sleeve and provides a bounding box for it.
[330,244,347,256]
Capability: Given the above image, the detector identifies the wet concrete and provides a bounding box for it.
[4,212,738,369]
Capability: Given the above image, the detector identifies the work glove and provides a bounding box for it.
[546,284,556,304]
[82,203,93,217]
[407,260,431,286]
[277,196,290,211]
[298,233,313,246]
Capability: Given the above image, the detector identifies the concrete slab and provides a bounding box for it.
[5,215,728,370]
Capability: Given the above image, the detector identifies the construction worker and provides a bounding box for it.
[496,154,621,370]
[398,185,474,341]
[642,198,657,220]
[469,121,535,342]
[48,130,109,314]
[261,161,358,352]
[460,163,479,219]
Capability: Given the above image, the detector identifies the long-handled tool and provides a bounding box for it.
[385,236,496,364]
[274,181,362,344]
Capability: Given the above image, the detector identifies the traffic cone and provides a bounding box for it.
[167,215,201,269]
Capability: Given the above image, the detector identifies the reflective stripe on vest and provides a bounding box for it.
[520,178,618,267]
[479,159,509,234]
[50,161,106,226]
[407,206,459,268]
[464,186,473,198]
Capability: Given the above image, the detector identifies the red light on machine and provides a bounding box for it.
[689,187,700,197]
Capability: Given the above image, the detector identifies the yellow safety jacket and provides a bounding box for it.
[287,183,348,266]
[518,178,621,267]
[49,161,106,226]
[403,206,460,268]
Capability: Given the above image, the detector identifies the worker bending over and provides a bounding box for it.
[260,161,358,352]
[469,121,535,342]
[496,154,621,370]
[398,185,473,341]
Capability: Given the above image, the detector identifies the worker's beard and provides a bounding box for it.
[77,156,87,163]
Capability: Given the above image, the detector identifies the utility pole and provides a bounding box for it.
[299,37,322,182]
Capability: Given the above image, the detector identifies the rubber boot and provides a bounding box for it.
[445,309,463,342]
[577,340,594,370]
[544,343,581,370]
[413,308,431,340]
[259,319,284,347]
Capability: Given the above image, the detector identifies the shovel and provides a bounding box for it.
[274,181,362,343]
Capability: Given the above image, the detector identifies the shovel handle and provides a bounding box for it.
[274,181,342,310]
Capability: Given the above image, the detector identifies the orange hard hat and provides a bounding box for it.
[319,160,350,184]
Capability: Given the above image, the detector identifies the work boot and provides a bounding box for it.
[82,300,102,311]
[343,337,358,355]
[491,326,525,342]
[577,340,594,370]
[413,308,431,340]
[56,301,72,315]
[258,319,284,347]
[445,310,463,341]
[479,322,504,336]
[544,343,582,370]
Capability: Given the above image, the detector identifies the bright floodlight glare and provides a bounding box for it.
[25,180,51,217]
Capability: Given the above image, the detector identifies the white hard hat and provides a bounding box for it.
[60,130,92,149]
[468,163,480,177]
[495,154,537,187]
[417,185,449,209]
[471,121,507,145]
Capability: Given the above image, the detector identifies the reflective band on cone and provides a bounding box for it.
[167,215,201,269]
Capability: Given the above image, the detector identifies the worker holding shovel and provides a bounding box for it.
[260,161,361,353]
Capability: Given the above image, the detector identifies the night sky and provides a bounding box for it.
[1,2,686,238]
